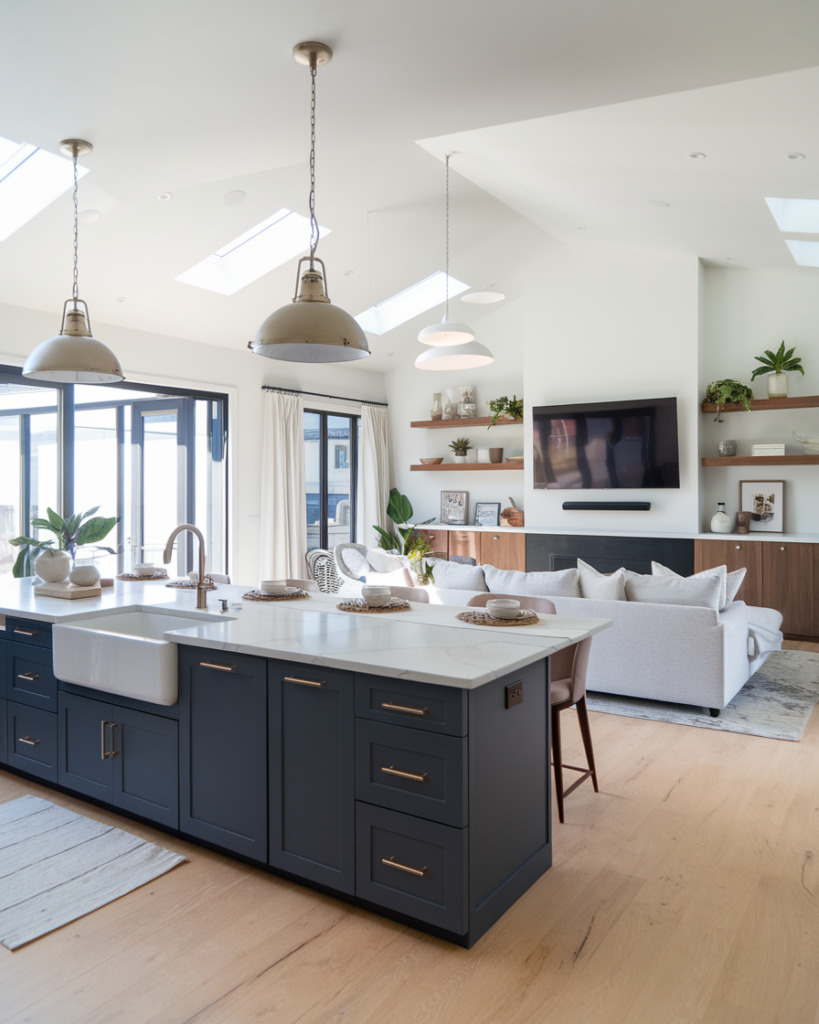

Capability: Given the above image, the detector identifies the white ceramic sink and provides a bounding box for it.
[52,609,235,706]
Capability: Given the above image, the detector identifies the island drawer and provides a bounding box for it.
[356,802,467,935]
[7,643,58,712]
[6,618,52,650]
[7,702,57,782]
[355,675,467,737]
[355,721,467,827]
[0,699,6,764]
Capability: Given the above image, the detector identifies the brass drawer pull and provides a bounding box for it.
[381,765,428,783]
[17,672,40,682]
[18,736,40,746]
[109,722,119,758]
[284,676,324,687]
[381,701,428,717]
[14,628,37,637]
[101,720,110,759]
[382,855,427,877]
[199,661,237,673]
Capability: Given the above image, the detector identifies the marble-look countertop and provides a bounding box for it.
[0,578,610,689]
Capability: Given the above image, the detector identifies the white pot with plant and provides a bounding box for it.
[9,506,119,581]
[449,437,472,463]
[487,394,523,427]
[751,341,805,398]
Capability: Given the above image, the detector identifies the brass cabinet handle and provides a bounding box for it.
[17,672,40,682]
[199,661,237,673]
[381,701,428,717]
[19,736,40,746]
[14,628,37,636]
[381,765,428,783]
[101,720,110,759]
[109,722,119,758]
[284,676,324,687]
[381,855,426,877]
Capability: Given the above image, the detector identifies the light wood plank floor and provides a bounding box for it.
[2,641,817,1024]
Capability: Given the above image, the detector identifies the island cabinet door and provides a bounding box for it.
[0,699,7,765]
[58,692,115,803]
[694,539,762,607]
[762,542,816,637]
[268,663,355,894]
[178,648,268,862]
[111,707,178,830]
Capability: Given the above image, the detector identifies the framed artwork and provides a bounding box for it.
[474,502,501,527]
[440,490,468,525]
[739,480,785,533]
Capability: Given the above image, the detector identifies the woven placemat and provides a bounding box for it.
[456,610,539,626]
[166,579,218,591]
[243,589,311,601]
[336,598,411,614]
[117,570,169,581]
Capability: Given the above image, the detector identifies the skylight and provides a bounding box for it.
[0,136,86,242]
[784,239,819,268]
[176,208,330,296]
[355,272,470,335]
[764,197,819,234]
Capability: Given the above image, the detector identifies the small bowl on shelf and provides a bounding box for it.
[362,585,391,607]
[486,598,521,620]
[505,456,524,463]
[133,563,156,576]
[419,457,444,465]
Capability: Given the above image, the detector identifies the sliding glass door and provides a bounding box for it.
[304,410,359,552]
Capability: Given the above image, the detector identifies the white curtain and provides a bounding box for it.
[260,390,306,579]
[360,404,391,548]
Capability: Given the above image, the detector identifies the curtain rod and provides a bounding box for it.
[262,386,388,408]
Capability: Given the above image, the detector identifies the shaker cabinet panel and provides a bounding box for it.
[479,532,526,572]
[113,707,178,829]
[0,699,7,765]
[414,529,448,559]
[762,543,815,636]
[694,539,763,607]
[448,530,481,563]
[58,692,115,802]
[8,702,57,782]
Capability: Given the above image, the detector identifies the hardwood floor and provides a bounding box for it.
[2,643,818,1024]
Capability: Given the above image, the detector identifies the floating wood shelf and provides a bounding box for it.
[701,396,819,413]
[410,417,524,429]
[410,462,524,472]
[701,455,819,467]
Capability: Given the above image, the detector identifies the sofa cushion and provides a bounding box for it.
[427,558,488,591]
[724,567,747,605]
[366,548,405,574]
[626,573,722,610]
[578,559,627,601]
[484,564,581,598]
[651,560,745,610]
[341,546,370,579]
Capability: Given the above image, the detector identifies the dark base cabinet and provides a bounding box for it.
[0,699,6,765]
[7,701,58,782]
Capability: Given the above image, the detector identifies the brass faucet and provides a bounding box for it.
[163,524,209,610]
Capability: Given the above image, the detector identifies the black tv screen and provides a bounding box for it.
[533,397,679,490]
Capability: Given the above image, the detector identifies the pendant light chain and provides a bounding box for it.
[72,151,79,304]
[308,60,319,267]
[445,153,450,320]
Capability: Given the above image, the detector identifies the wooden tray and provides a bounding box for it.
[34,582,102,600]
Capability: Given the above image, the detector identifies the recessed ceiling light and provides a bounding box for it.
[783,239,819,267]
[78,209,101,225]
[115,296,127,302]
[688,152,707,159]
[0,134,88,241]
[787,153,806,161]
[223,190,245,206]
[725,257,738,262]
[157,192,173,201]
[177,207,330,296]
[355,272,469,335]
[576,226,587,231]
[461,289,505,304]
[344,270,354,276]
[764,196,819,233]
[648,200,670,208]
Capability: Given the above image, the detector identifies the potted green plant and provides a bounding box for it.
[448,437,472,463]
[10,506,119,579]
[750,341,805,398]
[372,489,436,585]
[703,379,753,422]
[487,395,523,427]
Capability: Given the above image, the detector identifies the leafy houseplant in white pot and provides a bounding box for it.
[750,341,805,398]
[9,506,119,580]
[448,437,472,464]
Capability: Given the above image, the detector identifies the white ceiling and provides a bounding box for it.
[1,0,818,372]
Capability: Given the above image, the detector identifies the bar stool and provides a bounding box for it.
[466,592,599,823]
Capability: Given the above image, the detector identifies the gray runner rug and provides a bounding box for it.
[0,795,185,950]
[587,650,819,742]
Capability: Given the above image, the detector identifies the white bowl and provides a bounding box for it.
[133,563,156,577]
[260,580,288,595]
[486,599,521,620]
[362,585,391,608]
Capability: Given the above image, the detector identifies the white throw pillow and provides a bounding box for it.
[366,548,405,574]
[626,573,722,610]
[484,564,581,598]
[725,567,747,604]
[427,558,488,591]
[651,560,744,610]
[340,546,370,580]
[577,559,627,601]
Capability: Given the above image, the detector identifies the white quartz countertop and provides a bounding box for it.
[0,578,610,689]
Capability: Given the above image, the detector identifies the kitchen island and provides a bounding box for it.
[0,578,610,946]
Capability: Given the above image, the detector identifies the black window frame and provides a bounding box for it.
[305,408,359,551]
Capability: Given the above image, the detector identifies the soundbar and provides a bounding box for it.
[562,501,651,511]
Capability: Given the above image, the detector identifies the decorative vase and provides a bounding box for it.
[488,448,503,463]
[477,448,491,464]
[35,549,72,583]
[444,388,459,419]
[459,386,477,419]
[768,373,788,398]
[464,448,478,463]
[735,511,751,534]
[430,393,442,420]
[717,439,737,457]
[69,564,101,587]
[710,502,733,534]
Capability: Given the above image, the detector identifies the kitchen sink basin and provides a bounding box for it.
[52,609,235,706]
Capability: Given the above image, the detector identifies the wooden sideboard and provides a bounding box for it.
[414,529,526,572]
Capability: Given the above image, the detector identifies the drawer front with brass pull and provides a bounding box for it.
[8,701,57,781]
[355,674,467,737]
[355,720,467,826]
[6,617,52,650]
[0,699,6,765]
[7,643,58,711]
[355,802,467,934]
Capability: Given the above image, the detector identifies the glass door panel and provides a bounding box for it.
[74,406,119,578]
[0,414,21,576]
[304,411,321,552]
[326,416,353,547]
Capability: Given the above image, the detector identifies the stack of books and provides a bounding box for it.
[752,443,785,457]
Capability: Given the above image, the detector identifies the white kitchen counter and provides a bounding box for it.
[0,578,610,689]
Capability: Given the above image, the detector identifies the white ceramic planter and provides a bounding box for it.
[768,373,788,398]
[35,549,72,582]
[452,454,467,463]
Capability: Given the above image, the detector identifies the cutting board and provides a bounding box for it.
[34,581,103,600]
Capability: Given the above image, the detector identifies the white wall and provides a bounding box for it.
[0,301,386,584]
[700,267,819,533]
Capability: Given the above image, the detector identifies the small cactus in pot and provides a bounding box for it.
[448,437,472,464]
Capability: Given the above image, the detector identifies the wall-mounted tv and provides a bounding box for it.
[533,397,679,490]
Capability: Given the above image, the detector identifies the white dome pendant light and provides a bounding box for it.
[417,154,477,347]
[24,140,124,383]
[251,42,369,363]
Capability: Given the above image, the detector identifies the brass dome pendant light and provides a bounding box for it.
[23,140,124,383]
[251,42,370,363]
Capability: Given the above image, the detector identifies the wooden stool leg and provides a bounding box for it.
[551,704,565,824]
[575,696,599,793]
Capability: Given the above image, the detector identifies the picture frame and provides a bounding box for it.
[739,480,785,533]
[440,490,468,525]
[474,502,501,527]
